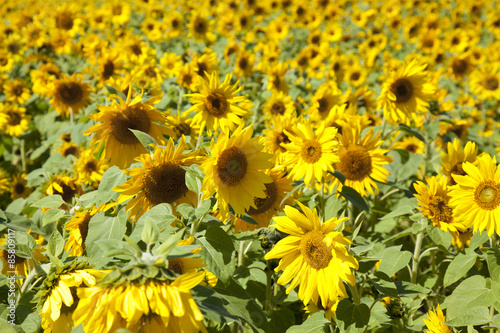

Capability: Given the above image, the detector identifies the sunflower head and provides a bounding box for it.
[50,74,91,117]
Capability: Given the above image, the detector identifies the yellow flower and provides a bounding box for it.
[440,139,478,185]
[0,233,47,277]
[330,124,392,197]
[262,91,296,119]
[4,79,30,105]
[414,175,468,233]
[114,137,203,221]
[10,173,31,200]
[232,168,294,233]
[73,272,206,333]
[307,82,341,122]
[449,154,500,237]
[188,12,216,44]
[262,115,298,165]
[185,72,249,136]
[392,136,425,155]
[63,207,98,256]
[84,87,168,169]
[75,147,108,186]
[200,125,273,219]
[49,73,91,117]
[0,168,10,195]
[377,58,436,125]
[470,64,500,100]
[44,174,80,205]
[0,103,30,137]
[281,119,340,188]
[265,202,358,307]
[35,259,106,333]
[423,305,451,333]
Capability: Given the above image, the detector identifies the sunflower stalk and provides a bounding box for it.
[17,267,37,305]
[20,138,26,173]
[238,240,245,267]
[411,230,424,284]
[265,261,274,312]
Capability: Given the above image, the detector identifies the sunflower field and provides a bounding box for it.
[1,0,500,332]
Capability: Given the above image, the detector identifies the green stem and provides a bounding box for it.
[20,139,26,173]
[348,280,360,305]
[265,262,273,312]
[238,240,245,267]
[320,177,326,222]
[17,267,37,305]
[411,231,424,284]
[190,209,209,235]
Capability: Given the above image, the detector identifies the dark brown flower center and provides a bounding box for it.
[204,92,229,117]
[428,195,453,223]
[217,147,248,186]
[110,104,152,145]
[300,230,332,270]
[57,82,84,106]
[300,140,322,163]
[391,78,414,103]
[337,145,372,181]
[143,162,188,205]
[247,181,278,215]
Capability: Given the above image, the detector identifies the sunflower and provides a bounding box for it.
[3,79,30,105]
[231,168,293,233]
[262,91,296,119]
[0,168,10,195]
[75,147,108,186]
[84,87,168,169]
[191,50,219,77]
[378,59,436,125]
[234,49,255,78]
[345,64,368,88]
[160,52,182,77]
[200,125,273,219]
[44,173,80,205]
[56,141,80,158]
[392,136,425,155]
[10,173,31,200]
[165,111,201,146]
[0,103,30,137]
[177,63,198,91]
[35,259,106,333]
[423,305,451,333]
[449,154,500,237]
[440,139,478,185]
[185,72,249,136]
[330,124,392,197]
[266,62,289,93]
[188,12,216,44]
[307,82,341,122]
[264,202,358,307]
[414,175,468,233]
[73,271,206,333]
[50,73,91,117]
[114,137,203,221]
[304,300,337,322]
[63,207,99,256]
[262,115,298,165]
[448,55,474,81]
[0,233,47,276]
[470,64,500,100]
[281,119,340,188]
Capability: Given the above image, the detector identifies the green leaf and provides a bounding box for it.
[336,299,370,332]
[104,84,127,100]
[141,218,160,245]
[379,205,414,221]
[47,230,64,257]
[423,121,440,141]
[377,246,412,277]
[197,225,236,285]
[286,312,330,333]
[325,195,344,220]
[491,280,500,304]
[427,225,452,249]
[156,230,185,258]
[31,195,64,209]
[269,309,295,333]
[443,252,477,287]
[469,231,489,251]
[95,166,128,206]
[21,311,41,333]
[442,275,494,321]
[412,219,427,234]
[485,248,500,283]
[339,186,369,212]
[85,209,128,258]
[184,165,203,194]
[398,124,425,143]
[493,313,500,329]
[330,170,345,184]
[130,129,156,154]
[177,203,195,220]
[195,200,212,219]
[212,278,268,333]
[42,209,66,226]
[444,306,490,326]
